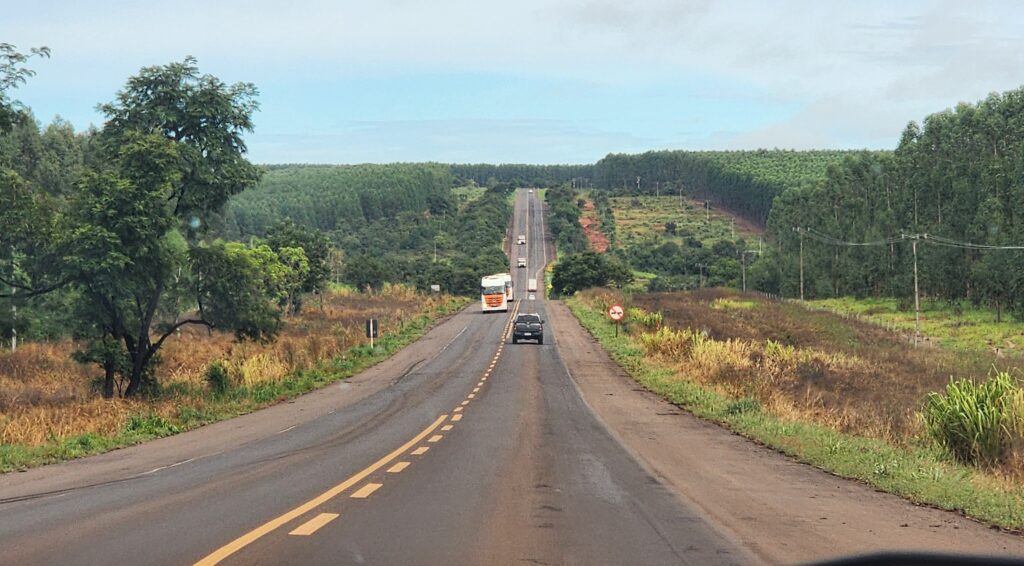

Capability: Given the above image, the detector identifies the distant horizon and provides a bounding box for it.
[250,146,892,168]
[8,1,1022,164]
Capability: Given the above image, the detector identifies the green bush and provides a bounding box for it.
[204,360,232,395]
[923,372,1023,467]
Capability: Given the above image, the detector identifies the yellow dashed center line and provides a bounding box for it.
[473,387,480,393]
[451,414,463,422]
[195,415,448,565]
[441,425,453,431]
[351,483,383,499]
[467,393,475,399]
[412,446,429,455]
[461,400,470,406]
[428,435,443,443]
[387,462,410,473]
[288,513,339,536]
[453,407,463,413]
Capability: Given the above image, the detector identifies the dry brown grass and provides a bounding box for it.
[1,285,451,447]
[581,287,1021,446]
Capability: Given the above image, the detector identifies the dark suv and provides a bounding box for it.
[512,313,544,344]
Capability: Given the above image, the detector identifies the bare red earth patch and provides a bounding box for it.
[580,200,609,252]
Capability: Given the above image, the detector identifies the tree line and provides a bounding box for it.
[451,163,593,189]
[338,184,511,295]
[762,87,1024,318]
[225,163,456,238]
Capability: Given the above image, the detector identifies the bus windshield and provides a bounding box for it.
[481,285,505,295]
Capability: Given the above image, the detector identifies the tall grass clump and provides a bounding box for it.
[923,372,1024,467]
[628,307,663,330]
[638,326,696,358]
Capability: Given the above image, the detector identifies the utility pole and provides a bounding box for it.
[705,200,710,222]
[9,247,15,353]
[742,254,747,293]
[911,235,921,345]
[655,181,660,197]
[731,218,735,238]
[636,176,641,191]
[9,184,15,352]
[679,188,683,208]
[798,227,805,301]
[742,249,761,293]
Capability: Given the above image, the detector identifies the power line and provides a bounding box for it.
[791,227,1024,345]
[795,227,1024,250]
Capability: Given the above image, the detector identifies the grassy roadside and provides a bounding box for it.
[810,296,1024,355]
[0,296,469,472]
[565,295,1024,531]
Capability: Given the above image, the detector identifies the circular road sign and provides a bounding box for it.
[608,304,624,321]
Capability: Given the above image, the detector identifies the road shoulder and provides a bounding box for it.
[546,299,1024,564]
[0,305,476,500]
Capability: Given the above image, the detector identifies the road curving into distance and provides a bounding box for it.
[0,189,755,565]
[4,188,1021,565]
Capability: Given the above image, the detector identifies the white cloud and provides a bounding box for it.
[7,0,1024,160]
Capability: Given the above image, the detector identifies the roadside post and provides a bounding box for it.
[608,304,624,337]
[366,318,379,349]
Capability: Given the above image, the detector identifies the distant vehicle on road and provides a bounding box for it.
[512,313,543,344]
[527,278,538,292]
[517,235,526,245]
[517,257,527,268]
[480,273,512,312]
[528,189,533,193]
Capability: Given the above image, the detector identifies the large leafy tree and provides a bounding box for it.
[2,59,271,397]
[97,56,261,228]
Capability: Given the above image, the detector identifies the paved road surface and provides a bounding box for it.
[0,189,755,565]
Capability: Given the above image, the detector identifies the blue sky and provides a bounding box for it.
[5,1,1024,164]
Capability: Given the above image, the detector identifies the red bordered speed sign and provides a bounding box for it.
[608,304,624,321]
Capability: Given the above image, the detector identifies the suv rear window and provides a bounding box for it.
[516,315,540,323]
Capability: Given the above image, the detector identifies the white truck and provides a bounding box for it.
[527,278,538,292]
[480,273,513,312]
[517,234,526,245]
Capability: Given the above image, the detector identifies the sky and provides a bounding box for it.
[5,0,1024,164]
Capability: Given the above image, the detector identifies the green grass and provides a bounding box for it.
[610,195,760,248]
[566,296,1024,531]
[625,270,657,292]
[452,185,487,208]
[0,297,470,472]
[811,297,1024,354]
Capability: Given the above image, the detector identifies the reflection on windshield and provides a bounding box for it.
[481,285,505,295]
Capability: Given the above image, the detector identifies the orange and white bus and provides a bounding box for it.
[480,273,513,312]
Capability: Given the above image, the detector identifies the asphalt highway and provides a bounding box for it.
[0,189,755,565]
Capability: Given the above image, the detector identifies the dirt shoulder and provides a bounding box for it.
[547,300,1024,564]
